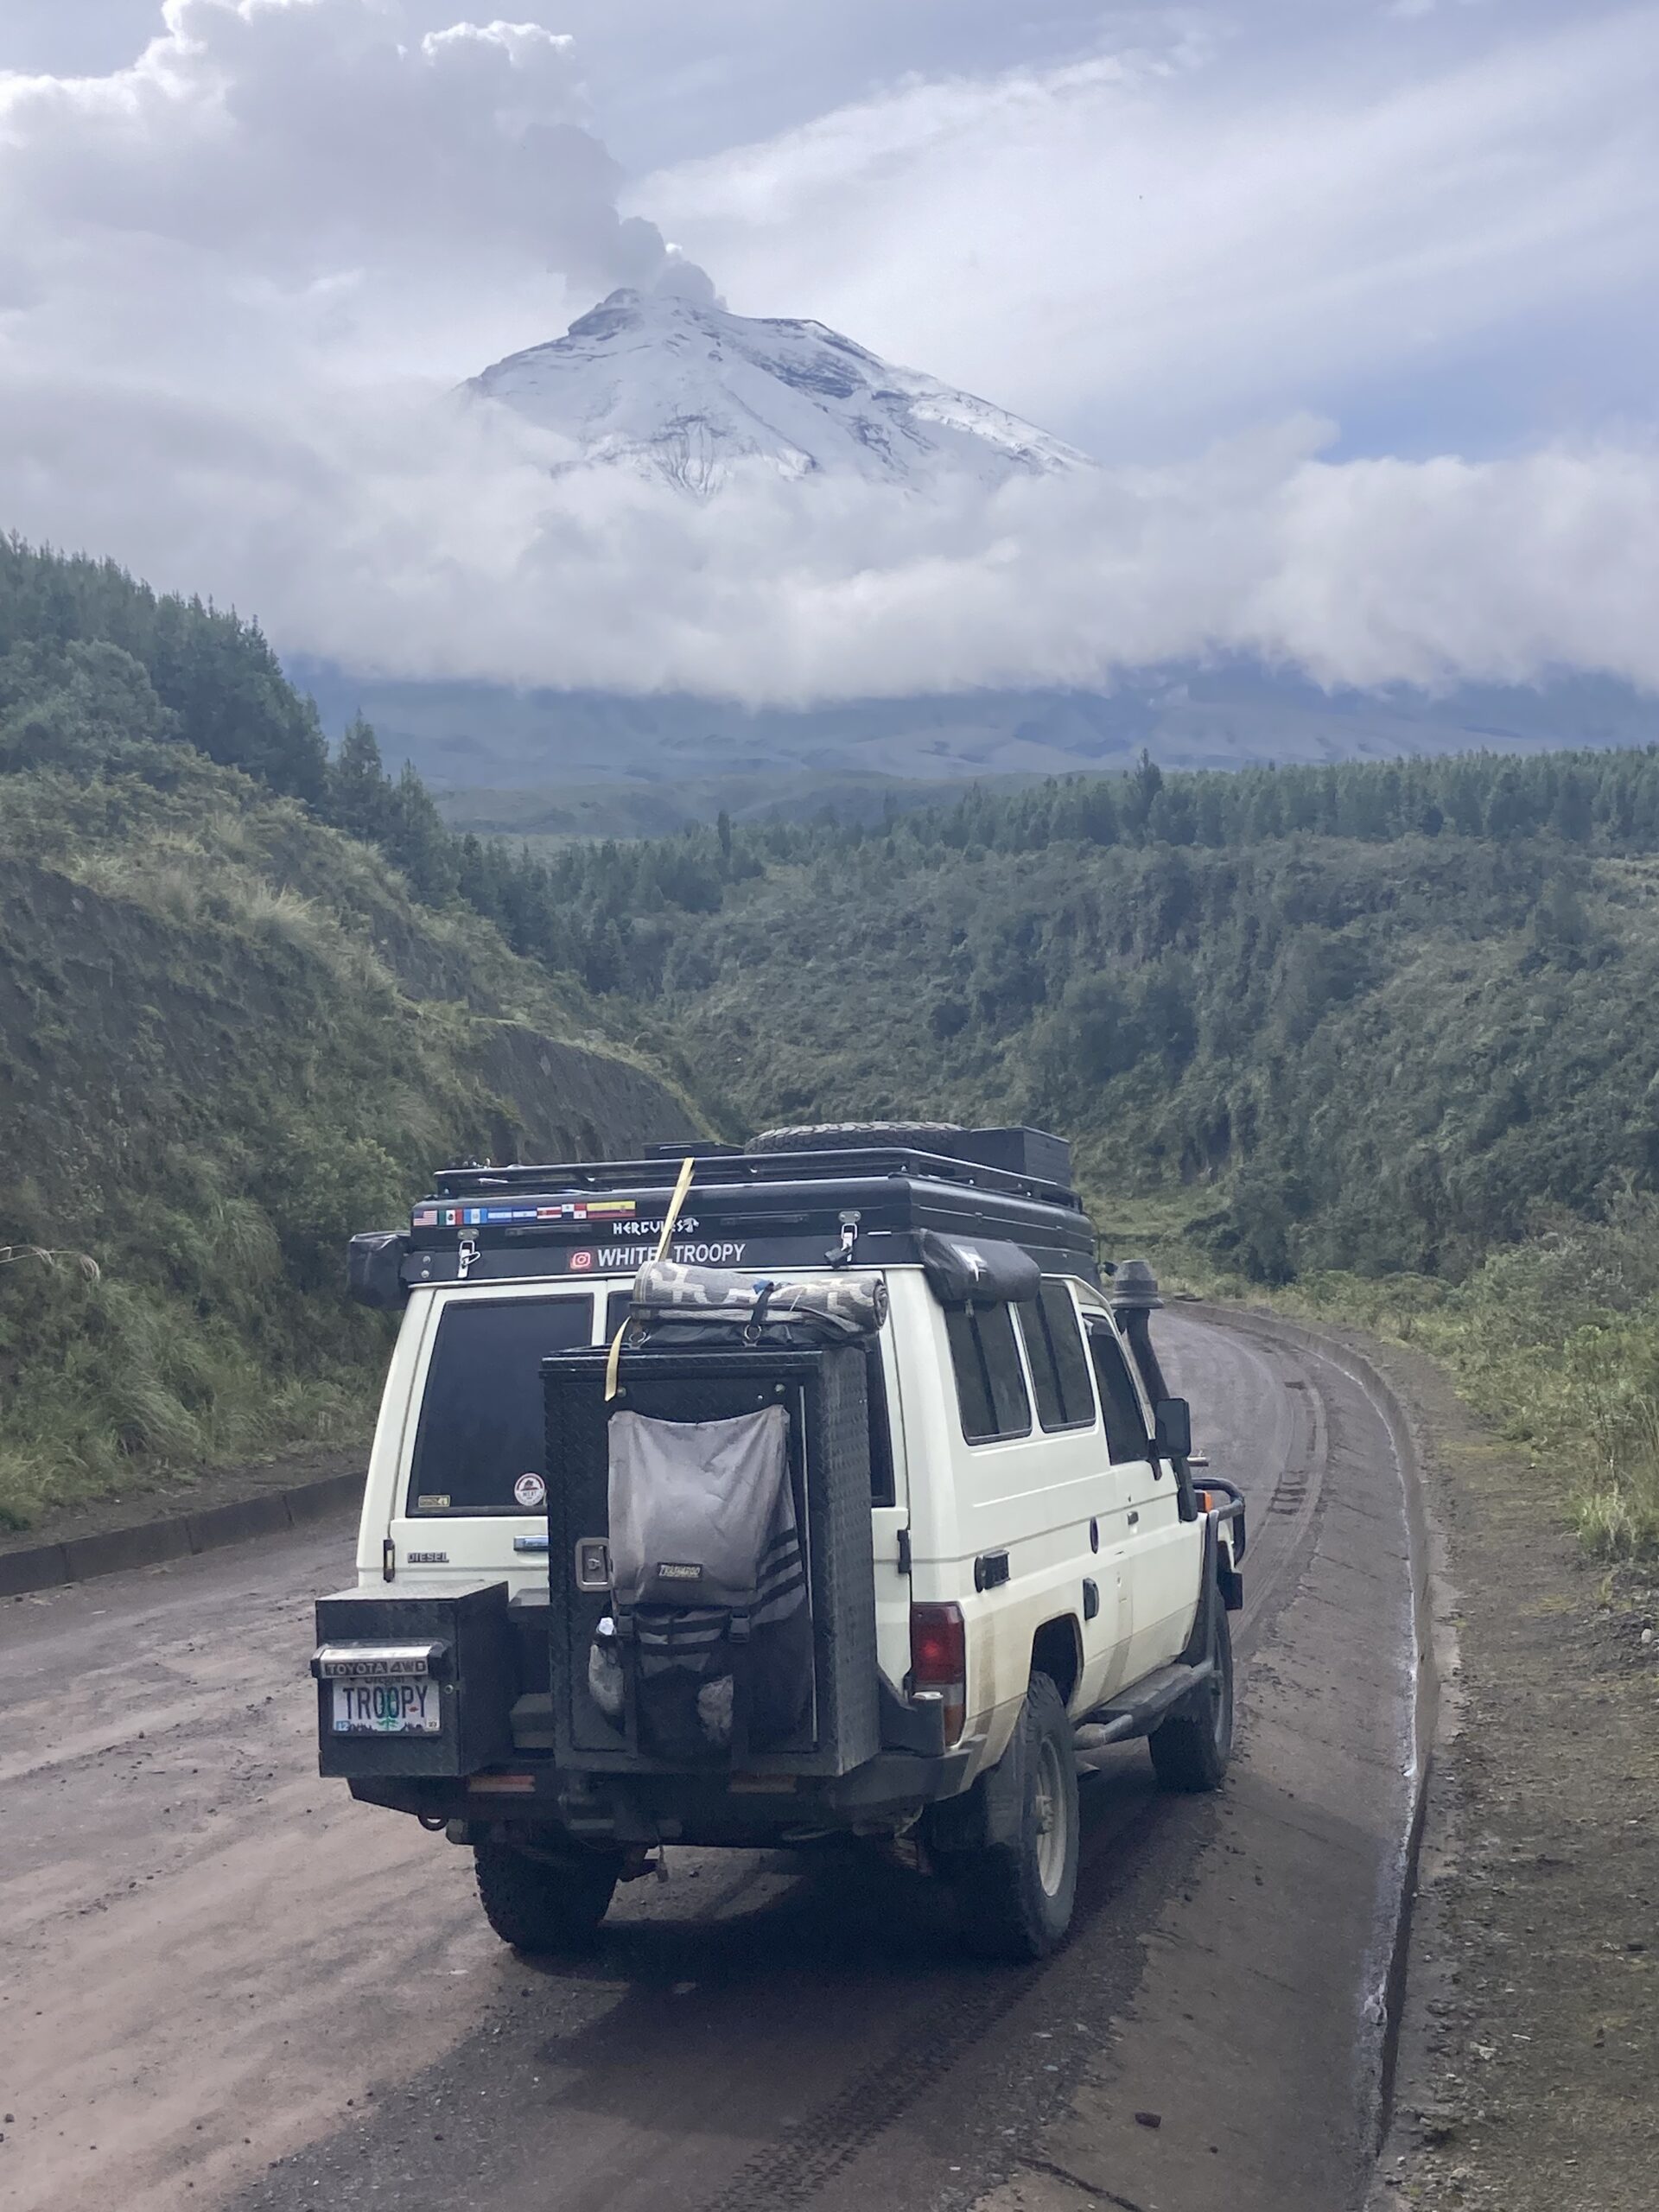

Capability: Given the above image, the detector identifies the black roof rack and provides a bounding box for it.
[430,1141,1079,1210]
[388,1131,1098,1296]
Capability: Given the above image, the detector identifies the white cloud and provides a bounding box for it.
[0,0,715,382]
[0,1,1655,714]
[7,365,1654,702]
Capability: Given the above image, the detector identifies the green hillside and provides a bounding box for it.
[0,540,694,1530]
[529,754,1659,1553]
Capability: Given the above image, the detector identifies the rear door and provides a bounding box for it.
[1084,1316,1193,1681]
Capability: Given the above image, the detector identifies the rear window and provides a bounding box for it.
[945,1305,1033,1444]
[1018,1281,1097,1433]
[408,1295,594,1515]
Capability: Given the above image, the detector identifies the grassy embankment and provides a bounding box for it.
[0,536,700,1533]
[0,755,691,1533]
[1089,1187,1659,1560]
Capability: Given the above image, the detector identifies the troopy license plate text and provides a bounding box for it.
[332,1680,441,1734]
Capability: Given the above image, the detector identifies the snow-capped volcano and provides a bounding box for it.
[465,287,1093,496]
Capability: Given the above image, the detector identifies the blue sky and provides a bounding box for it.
[1,3,1654,700]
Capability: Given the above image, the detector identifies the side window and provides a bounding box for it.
[945,1305,1033,1444]
[1086,1322,1151,1466]
[1018,1280,1098,1433]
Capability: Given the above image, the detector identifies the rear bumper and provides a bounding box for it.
[349,1742,977,1842]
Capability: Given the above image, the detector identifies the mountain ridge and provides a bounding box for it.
[289,655,1659,814]
[464,284,1091,495]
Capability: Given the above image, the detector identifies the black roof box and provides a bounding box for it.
[645,1126,1071,1186]
[947,1127,1071,1185]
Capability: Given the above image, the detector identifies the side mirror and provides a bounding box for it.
[1154,1396,1192,1463]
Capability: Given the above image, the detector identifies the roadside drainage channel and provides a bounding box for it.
[0,1469,364,1599]
[1211,1303,1448,2152]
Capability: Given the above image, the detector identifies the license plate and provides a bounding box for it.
[331,1680,441,1734]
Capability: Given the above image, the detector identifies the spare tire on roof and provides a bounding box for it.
[745,1121,963,1155]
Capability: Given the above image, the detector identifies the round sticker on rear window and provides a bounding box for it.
[513,1471,547,1510]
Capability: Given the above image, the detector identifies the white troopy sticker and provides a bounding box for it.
[514,1471,548,1510]
[595,1239,747,1268]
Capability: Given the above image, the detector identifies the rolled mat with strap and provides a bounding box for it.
[627,1260,888,1340]
[605,1153,696,1401]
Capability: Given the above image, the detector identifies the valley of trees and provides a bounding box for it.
[515,751,1659,1280]
[4,532,1657,1551]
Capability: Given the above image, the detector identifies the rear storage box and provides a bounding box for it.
[313,1580,515,1778]
[543,1344,880,1778]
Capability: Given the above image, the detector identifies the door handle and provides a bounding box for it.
[1127,1510,1140,1526]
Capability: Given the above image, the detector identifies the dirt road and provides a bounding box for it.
[0,1311,1419,2212]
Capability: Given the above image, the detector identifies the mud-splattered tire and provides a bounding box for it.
[474,1839,620,1952]
[1148,1592,1234,1793]
[745,1121,963,1155]
[952,1673,1080,1963]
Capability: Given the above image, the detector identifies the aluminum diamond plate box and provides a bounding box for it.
[542,1344,880,1779]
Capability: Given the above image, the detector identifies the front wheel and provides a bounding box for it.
[474,1838,620,1952]
[1148,1588,1234,1792]
[951,1672,1080,1962]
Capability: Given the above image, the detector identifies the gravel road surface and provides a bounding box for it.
[0,1310,1416,2212]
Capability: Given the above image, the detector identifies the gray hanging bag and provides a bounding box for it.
[594,1402,812,1763]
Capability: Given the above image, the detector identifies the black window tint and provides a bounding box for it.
[1019,1281,1097,1433]
[1087,1323,1150,1465]
[945,1308,994,1441]
[409,1296,594,1514]
[980,1305,1032,1437]
[605,1289,633,1341]
[946,1304,1033,1444]
[866,1341,896,1507]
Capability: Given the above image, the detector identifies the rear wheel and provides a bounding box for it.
[474,1838,620,1952]
[951,1672,1080,1962]
[1148,1589,1234,1792]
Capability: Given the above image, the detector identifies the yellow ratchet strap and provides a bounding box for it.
[604,1152,696,1402]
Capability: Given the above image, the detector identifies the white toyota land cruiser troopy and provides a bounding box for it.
[315,1122,1243,1961]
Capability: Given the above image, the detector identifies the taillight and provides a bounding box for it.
[909,1602,966,1745]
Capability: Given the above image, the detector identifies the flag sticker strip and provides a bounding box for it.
[411,1197,643,1229]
